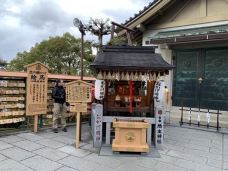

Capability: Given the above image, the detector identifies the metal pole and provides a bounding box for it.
[79,31,84,141]
[80,32,84,80]
[217,110,219,131]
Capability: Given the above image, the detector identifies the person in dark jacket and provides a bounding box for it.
[52,79,67,133]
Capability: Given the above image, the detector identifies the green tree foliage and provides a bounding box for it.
[8,33,94,76]
[107,36,128,46]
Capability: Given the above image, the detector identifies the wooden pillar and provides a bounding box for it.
[200,0,207,17]
[76,112,81,148]
[34,115,38,133]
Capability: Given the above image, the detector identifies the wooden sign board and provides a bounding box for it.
[26,62,48,116]
[70,103,87,113]
[66,80,92,103]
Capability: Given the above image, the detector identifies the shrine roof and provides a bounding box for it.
[90,46,174,71]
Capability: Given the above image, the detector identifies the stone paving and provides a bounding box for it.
[0,124,227,171]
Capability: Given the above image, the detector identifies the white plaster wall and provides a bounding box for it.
[143,29,173,116]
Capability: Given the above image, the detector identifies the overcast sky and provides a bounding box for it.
[0,0,152,62]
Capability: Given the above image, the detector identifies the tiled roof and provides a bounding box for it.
[122,0,159,26]
[91,46,173,71]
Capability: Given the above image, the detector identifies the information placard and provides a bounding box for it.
[66,80,92,103]
[70,103,87,113]
[26,62,48,116]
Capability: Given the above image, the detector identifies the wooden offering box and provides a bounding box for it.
[112,119,149,153]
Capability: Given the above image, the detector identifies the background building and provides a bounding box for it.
[119,0,228,127]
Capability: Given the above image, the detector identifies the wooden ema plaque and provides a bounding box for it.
[112,119,149,153]
[26,62,48,132]
[65,80,92,148]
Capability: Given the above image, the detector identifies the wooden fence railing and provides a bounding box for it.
[0,70,95,132]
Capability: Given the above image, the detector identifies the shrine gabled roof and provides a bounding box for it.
[25,61,49,70]
[90,46,174,71]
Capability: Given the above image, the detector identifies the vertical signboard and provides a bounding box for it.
[91,103,103,148]
[154,80,165,147]
[26,62,48,132]
[65,80,92,148]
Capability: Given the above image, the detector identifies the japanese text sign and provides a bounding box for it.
[26,62,48,115]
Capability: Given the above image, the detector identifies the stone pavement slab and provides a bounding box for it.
[0,153,7,162]
[0,158,33,171]
[84,153,122,169]
[52,135,75,145]
[0,140,13,150]
[207,158,223,169]
[80,143,99,153]
[36,138,66,149]
[58,155,100,171]
[175,158,221,171]
[154,161,188,171]
[17,132,44,141]
[0,124,227,171]
[116,162,154,171]
[153,154,178,165]
[0,146,35,161]
[21,155,62,171]
[38,131,61,139]
[56,166,78,171]
[58,145,91,158]
[93,165,116,171]
[12,140,44,151]
[33,147,69,161]
[0,135,24,143]
[136,157,158,169]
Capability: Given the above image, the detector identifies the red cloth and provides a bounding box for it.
[130,80,133,113]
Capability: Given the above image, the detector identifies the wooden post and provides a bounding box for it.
[34,115,38,133]
[65,80,92,149]
[76,112,81,148]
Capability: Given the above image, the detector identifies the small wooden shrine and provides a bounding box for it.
[91,45,173,152]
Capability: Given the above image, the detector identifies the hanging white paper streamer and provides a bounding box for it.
[126,72,130,80]
[197,113,201,122]
[97,72,102,80]
[116,72,120,81]
[206,112,210,124]
[188,110,192,121]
